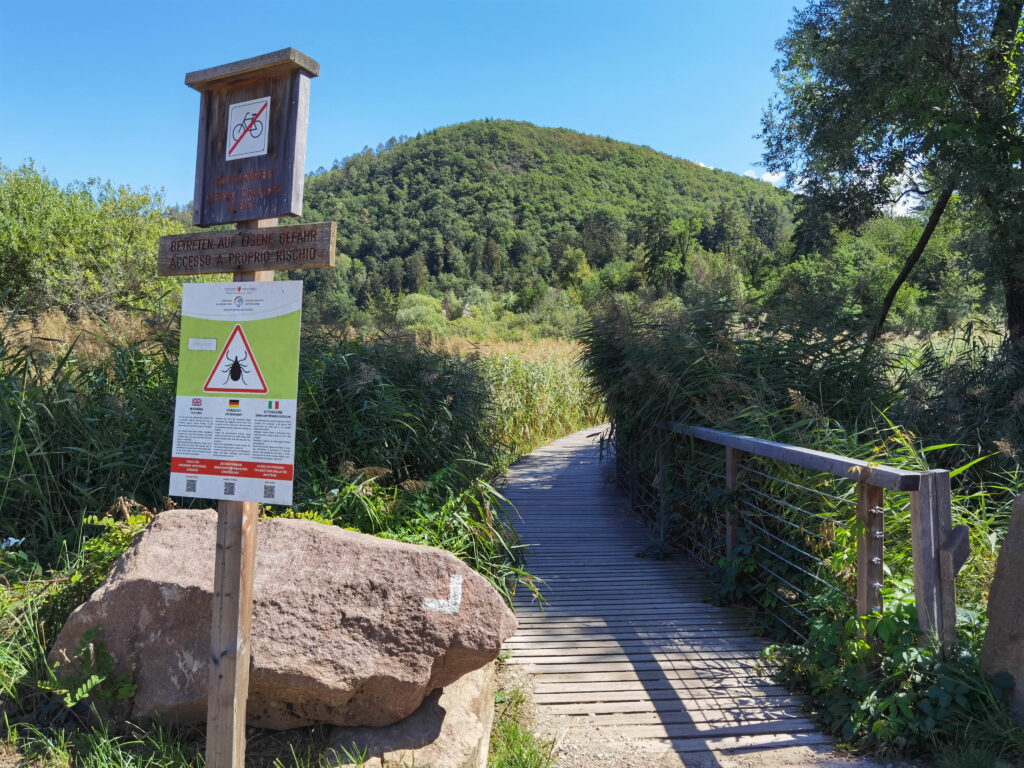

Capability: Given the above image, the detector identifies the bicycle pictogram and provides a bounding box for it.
[231,112,264,142]
[225,97,270,160]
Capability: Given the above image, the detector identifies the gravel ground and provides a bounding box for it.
[497,662,910,768]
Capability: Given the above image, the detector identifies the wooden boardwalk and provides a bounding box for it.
[500,427,844,763]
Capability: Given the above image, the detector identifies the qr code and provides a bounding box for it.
[223,481,236,496]
[263,484,275,500]
[185,478,197,493]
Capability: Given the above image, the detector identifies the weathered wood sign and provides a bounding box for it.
[158,221,336,275]
[186,48,318,226]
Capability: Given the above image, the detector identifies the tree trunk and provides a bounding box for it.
[866,185,955,344]
[1005,271,1024,360]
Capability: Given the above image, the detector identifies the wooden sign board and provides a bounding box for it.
[187,49,319,227]
[158,221,336,276]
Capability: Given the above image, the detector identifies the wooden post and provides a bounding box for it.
[724,447,740,556]
[656,441,665,541]
[910,469,961,649]
[856,482,884,617]
[205,218,275,768]
[629,439,639,509]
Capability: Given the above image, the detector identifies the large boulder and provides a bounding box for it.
[330,662,496,768]
[49,509,516,730]
[982,493,1024,719]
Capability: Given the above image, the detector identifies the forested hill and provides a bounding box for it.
[302,120,793,309]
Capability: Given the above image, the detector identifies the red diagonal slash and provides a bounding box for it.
[227,101,268,156]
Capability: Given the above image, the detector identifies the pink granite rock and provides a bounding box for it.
[49,509,516,729]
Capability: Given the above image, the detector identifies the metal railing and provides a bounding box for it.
[614,422,971,648]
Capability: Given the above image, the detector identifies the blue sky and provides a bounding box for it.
[1,0,797,207]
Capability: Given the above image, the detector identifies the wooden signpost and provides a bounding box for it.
[158,221,335,276]
[163,48,331,768]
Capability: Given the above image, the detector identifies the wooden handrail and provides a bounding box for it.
[660,422,921,491]
[651,420,968,650]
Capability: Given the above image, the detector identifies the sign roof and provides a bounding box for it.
[185,48,319,91]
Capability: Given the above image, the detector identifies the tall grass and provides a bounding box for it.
[0,317,176,559]
[1,314,601,567]
[0,307,601,763]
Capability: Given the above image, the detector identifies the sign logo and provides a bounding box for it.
[204,325,269,393]
[192,398,203,407]
[226,97,270,161]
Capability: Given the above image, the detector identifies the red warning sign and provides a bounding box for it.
[203,325,268,393]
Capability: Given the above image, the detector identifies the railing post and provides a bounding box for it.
[656,440,668,545]
[725,447,740,557]
[911,469,962,650]
[629,438,640,508]
[856,482,884,617]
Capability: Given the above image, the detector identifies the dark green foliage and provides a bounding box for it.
[0,315,600,576]
[770,589,1021,758]
[762,0,1024,352]
[301,120,792,317]
[39,627,136,715]
[0,317,178,559]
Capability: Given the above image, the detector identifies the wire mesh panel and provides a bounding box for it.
[613,425,922,642]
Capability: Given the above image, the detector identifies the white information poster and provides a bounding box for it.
[169,281,302,505]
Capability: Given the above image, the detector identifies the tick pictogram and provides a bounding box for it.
[204,325,268,393]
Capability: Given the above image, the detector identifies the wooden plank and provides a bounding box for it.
[508,628,755,642]
[584,718,820,740]
[942,524,970,577]
[158,221,336,276]
[515,659,765,674]
[190,64,314,226]
[533,685,796,701]
[541,697,804,715]
[513,592,711,605]
[512,619,755,633]
[551,707,806,727]
[663,423,921,491]
[507,650,768,664]
[931,470,957,648]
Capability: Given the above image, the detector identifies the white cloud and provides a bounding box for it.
[744,169,757,178]
[695,161,714,169]
[760,171,784,185]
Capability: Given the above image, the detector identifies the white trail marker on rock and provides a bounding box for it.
[423,574,463,615]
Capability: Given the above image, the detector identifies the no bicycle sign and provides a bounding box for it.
[226,96,270,160]
[169,281,302,506]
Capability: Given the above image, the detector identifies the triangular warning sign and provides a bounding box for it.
[203,325,268,393]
